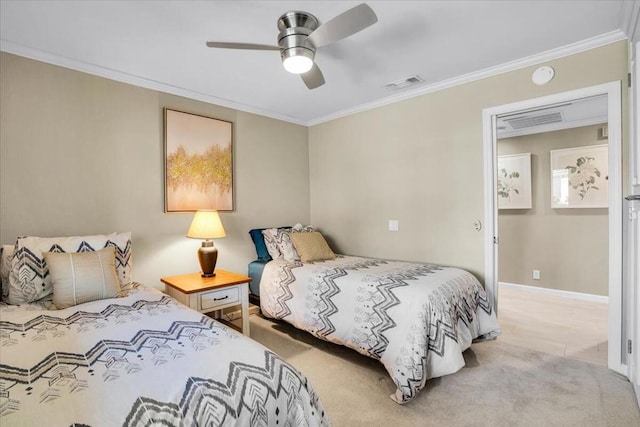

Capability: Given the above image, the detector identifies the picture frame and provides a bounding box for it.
[550,144,608,209]
[497,153,532,209]
[164,108,233,212]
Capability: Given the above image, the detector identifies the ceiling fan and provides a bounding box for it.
[205,3,378,90]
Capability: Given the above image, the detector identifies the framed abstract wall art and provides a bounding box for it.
[164,108,233,212]
[497,153,532,209]
[550,144,608,208]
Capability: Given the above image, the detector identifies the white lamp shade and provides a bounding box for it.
[187,210,227,239]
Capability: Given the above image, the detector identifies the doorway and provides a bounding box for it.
[482,81,625,376]
[496,102,609,365]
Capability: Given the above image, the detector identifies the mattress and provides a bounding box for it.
[0,283,328,426]
[260,255,500,404]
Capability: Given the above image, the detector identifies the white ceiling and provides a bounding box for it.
[0,1,636,126]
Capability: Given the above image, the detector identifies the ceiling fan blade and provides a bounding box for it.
[307,3,377,48]
[301,63,325,89]
[206,41,280,51]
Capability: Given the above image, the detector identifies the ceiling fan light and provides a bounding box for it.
[281,47,314,74]
[283,55,313,74]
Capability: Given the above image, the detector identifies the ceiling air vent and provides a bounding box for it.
[384,75,425,91]
[504,112,563,130]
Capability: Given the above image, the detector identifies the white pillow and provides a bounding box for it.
[262,228,300,261]
[262,228,287,259]
[291,223,315,232]
[7,232,132,305]
[44,247,122,310]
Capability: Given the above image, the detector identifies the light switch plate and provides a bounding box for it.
[388,220,399,231]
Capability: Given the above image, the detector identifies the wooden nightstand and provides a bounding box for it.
[161,270,251,336]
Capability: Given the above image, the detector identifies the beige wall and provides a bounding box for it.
[308,41,628,281]
[0,41,630,289]
[0,52,310,288]
[498,125,608,295]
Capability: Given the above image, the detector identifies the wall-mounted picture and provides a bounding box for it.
[550,144,608,208]
[164,108,233,212]
[497,153,532,209]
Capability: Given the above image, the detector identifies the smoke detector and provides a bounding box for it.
[532,66,555,85]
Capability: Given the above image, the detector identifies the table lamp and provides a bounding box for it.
[186,210,227,277]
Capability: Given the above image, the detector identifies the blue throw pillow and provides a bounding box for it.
[249,228,271,261]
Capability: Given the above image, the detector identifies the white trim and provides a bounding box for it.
[308,30,627,126]
[0,30,627,128]
[482,81,626,377]
[0,40,308,126]
[499,282,609,304]
[483,111,498,313]
[608,82,624,372]
[635,42,640,189]
[629,41,640,408]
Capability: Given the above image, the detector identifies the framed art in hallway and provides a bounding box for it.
[497,153,532,209]
[164,108,233,212]
[550,144,608,209]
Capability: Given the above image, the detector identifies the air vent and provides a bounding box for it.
[384,75,425,91]
[504,112,563,130]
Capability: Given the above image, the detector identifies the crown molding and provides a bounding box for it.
[308,30,628,126]
[0,39,307,126]
[1,29,628,128]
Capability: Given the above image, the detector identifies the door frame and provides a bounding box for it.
[482,81,625,376]
[630,40,640,400]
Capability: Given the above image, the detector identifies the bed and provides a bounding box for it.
[0,234,328,426]
[249,226,500,404]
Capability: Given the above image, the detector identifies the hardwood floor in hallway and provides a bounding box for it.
[497,284,608,366]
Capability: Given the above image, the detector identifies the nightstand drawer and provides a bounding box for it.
[199,286,240,311]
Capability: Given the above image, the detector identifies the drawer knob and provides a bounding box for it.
[214,295,229,301]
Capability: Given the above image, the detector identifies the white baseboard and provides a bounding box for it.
[499,282,609,304]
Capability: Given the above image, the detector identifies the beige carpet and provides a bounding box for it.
[249,314,639,427]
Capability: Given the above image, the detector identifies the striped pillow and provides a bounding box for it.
[289,231,336,263]
[44,247,121,309]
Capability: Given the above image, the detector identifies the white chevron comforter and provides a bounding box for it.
[0,283,328,426]
[260,256,500,404]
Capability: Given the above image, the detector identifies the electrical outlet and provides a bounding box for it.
[388,220,399,231]
[532,269,541,280]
